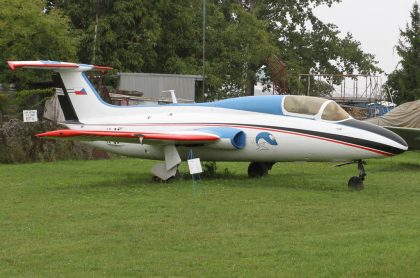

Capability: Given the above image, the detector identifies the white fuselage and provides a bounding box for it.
[64,105,403,162]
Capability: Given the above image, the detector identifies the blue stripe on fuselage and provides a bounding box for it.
[193,96,284,115]
[82,72,284,115]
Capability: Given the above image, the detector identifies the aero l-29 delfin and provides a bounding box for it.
[8,61,408,189]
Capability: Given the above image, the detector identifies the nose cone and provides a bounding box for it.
[341,119,408,155]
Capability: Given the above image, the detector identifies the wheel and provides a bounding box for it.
[348,176,364,191]
[248,162,268,178]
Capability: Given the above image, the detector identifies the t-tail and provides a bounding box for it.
[7,61,114,122]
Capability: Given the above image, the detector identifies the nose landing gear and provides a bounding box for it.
[336,160,367,190]
[347,160,366,190]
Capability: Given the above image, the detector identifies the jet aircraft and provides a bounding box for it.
[7,61,408,189]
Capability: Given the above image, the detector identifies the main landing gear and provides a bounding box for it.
[248,162,275,178]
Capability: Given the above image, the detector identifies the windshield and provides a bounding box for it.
[284,95,327,116]
[321,102,350,121]
[284,95,350,121]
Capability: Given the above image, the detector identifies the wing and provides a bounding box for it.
[384,126,420,150]
[37,126,247,150]
[36,129,219,145]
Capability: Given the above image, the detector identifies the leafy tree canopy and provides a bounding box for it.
[242,0,380,92]
[386,2,420,104]
[0,0,78,89]
[13,0,380,98]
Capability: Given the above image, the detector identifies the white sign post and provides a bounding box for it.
[187,154,204,193]
[23,110,38,122]
[187,158,203,175]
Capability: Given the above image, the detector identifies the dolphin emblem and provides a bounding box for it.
[256,132,278,151]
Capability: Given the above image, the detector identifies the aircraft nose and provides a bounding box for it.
[341,119,408,155]
[378,127,408,154]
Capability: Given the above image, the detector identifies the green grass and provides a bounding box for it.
[1,152,420,277]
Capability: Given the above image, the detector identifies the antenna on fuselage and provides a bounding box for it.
[162,90,178,104]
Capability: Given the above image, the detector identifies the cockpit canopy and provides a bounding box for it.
[283,95,350,121]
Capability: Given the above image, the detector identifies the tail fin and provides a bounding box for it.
[8,61,113,122]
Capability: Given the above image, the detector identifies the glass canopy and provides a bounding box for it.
[283,95,350,121]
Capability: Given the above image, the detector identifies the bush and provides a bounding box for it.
[14,88,55,117]
[0,94,9,114]
[0,119,107,164]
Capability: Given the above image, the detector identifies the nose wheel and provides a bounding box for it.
[336,160,367,190]
[347,160,366,190]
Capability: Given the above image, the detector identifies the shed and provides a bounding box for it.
[118,73,204,101]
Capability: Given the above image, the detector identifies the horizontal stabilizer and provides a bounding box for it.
[7,61,112,71]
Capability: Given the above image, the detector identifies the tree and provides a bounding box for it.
[48,0,163,72]
[0,0,78,89]
[204,2,277,98]
[48,0,276,99]
[49,0,379,99]
[386,2,420,104]
[240,0,380,94]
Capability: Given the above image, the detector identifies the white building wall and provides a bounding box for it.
[118,73,203,101]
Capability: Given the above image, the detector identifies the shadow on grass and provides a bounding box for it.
[374,162,420,172]
[50,173,162,191]
[263,174,349,192]
[50,167,349,193]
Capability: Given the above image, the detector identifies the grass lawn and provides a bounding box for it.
[1,152,420,277]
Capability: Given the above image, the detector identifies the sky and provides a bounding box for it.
[314,0,417,76]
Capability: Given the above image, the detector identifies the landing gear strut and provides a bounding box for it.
[248,162,274,178]
[347,160,366,191]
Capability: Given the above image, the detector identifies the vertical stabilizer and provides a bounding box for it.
[58,70,113,121]
[8,61,113,122]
